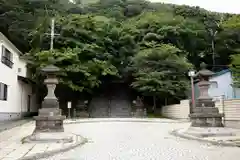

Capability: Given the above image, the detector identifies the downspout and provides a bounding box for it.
[233,86,236,99]
[20,82,24,118]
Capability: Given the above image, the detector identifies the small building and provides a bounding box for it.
[194,69,240,100]
[0,32,39,121]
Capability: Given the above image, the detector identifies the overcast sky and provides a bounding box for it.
[149,0,240,13]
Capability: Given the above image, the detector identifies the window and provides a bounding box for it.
[18,68,21,73]
[0,82,8,101]
[210,81,218,88]
[1,45,13,68]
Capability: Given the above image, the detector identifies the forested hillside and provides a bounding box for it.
[1,0,240,103]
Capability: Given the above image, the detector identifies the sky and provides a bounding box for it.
[149,0,240,14]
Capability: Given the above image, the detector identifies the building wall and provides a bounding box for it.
[17,58,28,78]
[17,81,38,113]
[0,39,38,121]
[209,72,235,99]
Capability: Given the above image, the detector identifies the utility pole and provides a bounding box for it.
[50,18,55,50]
[45,18,60,50]
[188,70,196,109]
[210,14,224,71]
[211,30,217,70]
[208,22,219,71]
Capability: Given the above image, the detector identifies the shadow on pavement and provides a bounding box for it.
[0,118,33,132]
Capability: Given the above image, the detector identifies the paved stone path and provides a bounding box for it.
[0,121,83,160]
[44,120,240,160]
[0,119,30,133]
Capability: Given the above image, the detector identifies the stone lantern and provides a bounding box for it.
[34,64,66,132]
[24,64,72,143]
[189,63,223,127]
[132,96,146,117]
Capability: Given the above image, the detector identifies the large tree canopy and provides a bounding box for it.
[26,48,118,93]
[1,0,240,103]
[131,44,192,99]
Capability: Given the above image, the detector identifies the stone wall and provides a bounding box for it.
[161,100,190,119]
[215,98,240,128]
[161,98,240,128]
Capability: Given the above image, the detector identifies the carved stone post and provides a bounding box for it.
[23,65,73,143]
[34,65,66,132]
[189,63,223,127]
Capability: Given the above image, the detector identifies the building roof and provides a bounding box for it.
[196,69,215,77]
[193,69,230,84]
[212,69,230,77]
[0,32,23,55]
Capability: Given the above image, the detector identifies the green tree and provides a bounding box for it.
[127,11,208,68]
[3,0,240,103]
[230,54,240,87]
[228,16,240,87]
[131,44,192,110]
[0,0,69,52]
[216,15,240,67]
[25,48,118,93]
[26,14,138,92]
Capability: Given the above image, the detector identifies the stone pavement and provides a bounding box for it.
[0,121,85,160]
[172,126,240,147]
[1,118,240,160]
[44,119,240,160]
[0,119,31,133]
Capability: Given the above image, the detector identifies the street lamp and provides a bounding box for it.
[188,70,196,108]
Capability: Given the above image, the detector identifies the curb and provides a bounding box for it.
[18,135,88,160]
[170,129,240,148]
[64,118,189,124]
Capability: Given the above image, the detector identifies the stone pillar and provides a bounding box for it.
[34,65,66,132]
[132,96,146,117]
[189,63,223,127]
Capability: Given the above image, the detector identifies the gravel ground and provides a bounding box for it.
[43,120,240,160]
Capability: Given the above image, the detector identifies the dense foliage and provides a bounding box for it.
[1,0,240,104]
[131,44,191,98]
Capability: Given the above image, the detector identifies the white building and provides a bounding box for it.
[0,32,39,121]
[208,69,240,100]
[194,69,240,100]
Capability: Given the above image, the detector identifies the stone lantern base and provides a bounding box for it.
[23,132,74,143]
[22,108,72,143]
[189,111,223,127]
[189,100,223,127]
[189,107,223,127]
[34,108,66,132]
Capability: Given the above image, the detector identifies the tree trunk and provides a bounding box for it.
[152,96,156,112]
